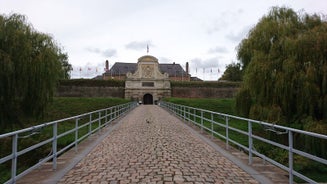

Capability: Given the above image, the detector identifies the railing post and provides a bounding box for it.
[75,118,79,152]
[53,122,57,170]
[201,110,203,132]
[179,105,181,117]
[89,114,92,135]
[115,106,117,119]
[248,121,253,165]
[226,117,229,149]
[183,106,186,121]
[177,105,180,117]
[289,131,293,183]
[175,104,177,114]
[211,113,213,139]
[98,111,101,132]
[11,134,18,183]
[193,108,196,124]
[188,107,190,121]
[110,108,112,122]
[105,109,108,124]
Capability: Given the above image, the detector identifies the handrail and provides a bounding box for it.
[0,101,138,184]
[159,101,327,184]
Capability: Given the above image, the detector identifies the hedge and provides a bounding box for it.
[59,79,125,87]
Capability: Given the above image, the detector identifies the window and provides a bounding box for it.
[142,82,154,87]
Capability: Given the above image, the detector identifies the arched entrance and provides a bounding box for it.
[143,93,153,105]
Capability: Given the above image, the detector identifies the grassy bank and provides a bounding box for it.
[164,97,236,115]
[42,97,129,122]
[1,97,129,134]
[0,97,129,183]
[163,97,327,182]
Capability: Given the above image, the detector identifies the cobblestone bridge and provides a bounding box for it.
[18,105,288,184]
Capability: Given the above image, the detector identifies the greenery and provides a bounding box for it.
[59,79,125,87]
[234,7,327,181]
[0,97,129,183]
[1,97,129,134]
[235,7,327,128]
[0,13,72,130]
[219,62,243,81]
[171,81,241,88]
[164,97,236,115]
[165,97,327,182]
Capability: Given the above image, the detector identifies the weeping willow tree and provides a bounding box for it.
[235,8,327,170]
[236,7,327,129]
[0,13,72,130]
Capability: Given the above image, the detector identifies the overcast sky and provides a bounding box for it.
[1,0,326,80]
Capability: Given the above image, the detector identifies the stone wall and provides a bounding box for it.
[56,86,124,98]
[171,87,239,98]
[56,85,239,99]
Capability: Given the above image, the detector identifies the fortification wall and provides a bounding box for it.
[171,87,239,98]
[56,86,125,98]
[56,85,239,98]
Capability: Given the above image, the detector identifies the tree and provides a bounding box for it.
[219,62,243,81]
[235,7,327,127]
[0,13,72,130]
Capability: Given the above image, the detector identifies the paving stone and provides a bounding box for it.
[57,105,260,183]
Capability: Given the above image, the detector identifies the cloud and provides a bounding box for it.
[190,57,222,69]
[102,49,117,57]
[207,19,228,34]
[125,40,154,51]
[85,47,117,57]
[158,57,171,63]
[208,46,228,54]
[206,9,245,35]
[225,25,253,42]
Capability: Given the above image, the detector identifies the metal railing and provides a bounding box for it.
[0,102,137,184]
[160,101,327,184]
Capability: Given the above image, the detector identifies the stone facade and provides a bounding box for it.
[102,61,190,81]
[125,55,171,104]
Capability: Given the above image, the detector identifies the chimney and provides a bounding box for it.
[105,60,109,71]
[186,62,189,75]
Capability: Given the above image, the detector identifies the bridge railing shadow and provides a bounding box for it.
[0,102,137,184]
[160,101,327,184]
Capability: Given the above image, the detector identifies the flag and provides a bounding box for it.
[88,67,91,71]
[147,44,149,54]
[79,67,82,71]
[218,68,220,73]
[211,68,212,73]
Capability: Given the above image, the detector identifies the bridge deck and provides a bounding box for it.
[18,105,286,184]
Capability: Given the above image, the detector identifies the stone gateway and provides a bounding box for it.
[124,55,171,104]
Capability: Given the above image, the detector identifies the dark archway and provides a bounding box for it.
[143,93,153,105]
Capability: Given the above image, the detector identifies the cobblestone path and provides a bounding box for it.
[58,105,259,184]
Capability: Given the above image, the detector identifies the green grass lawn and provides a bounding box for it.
[42,97,129,121]
[1,97,130,134]
[164,97,236,115]
[0,97,130,183]
[164,97,327,183]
